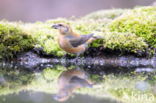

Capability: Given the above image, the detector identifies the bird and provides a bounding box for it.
[52,23,102,56]
[53,69,93,102]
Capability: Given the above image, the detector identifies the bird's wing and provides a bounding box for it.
[67,33,94,47]
[69,76,92,88]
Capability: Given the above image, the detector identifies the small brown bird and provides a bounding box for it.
[52,23,101,56]
[53,69,93,102]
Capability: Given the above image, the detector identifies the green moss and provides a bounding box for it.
[0,6,156,59]
[21,22,66,57]
[100,32,147,53]
[83,9,128,20]
[75,7,155,55]
[42,68,62,80]
[0,22,34,59]
[108,6,156,48]
[22,18,106,57]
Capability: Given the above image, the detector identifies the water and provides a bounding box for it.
[0,58,156,103]
[0,91,119,103]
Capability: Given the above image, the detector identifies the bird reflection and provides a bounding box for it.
[53,68,93,102]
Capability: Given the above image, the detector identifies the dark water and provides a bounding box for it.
[0,57,156,103]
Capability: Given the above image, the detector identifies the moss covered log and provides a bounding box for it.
[0,6,156,59]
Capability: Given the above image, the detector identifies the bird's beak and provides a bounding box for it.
[53,94,61,100]
[52,24,59,29]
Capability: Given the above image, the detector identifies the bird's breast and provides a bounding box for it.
[58,35,86,54]
[58,35,71,49]
[58,69,88,89]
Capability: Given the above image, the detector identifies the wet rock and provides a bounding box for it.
[14,51,156,71]
[16,51,51,69]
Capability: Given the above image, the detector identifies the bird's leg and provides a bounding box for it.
[76,53,81,59]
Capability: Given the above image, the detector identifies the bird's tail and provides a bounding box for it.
[86,34,103,44]
[92,35,103,39]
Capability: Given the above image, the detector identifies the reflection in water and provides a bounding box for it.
[0,63,156,103]
[54,69,94,102]
[0,91,119,103]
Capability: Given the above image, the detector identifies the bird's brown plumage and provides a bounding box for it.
[53,69,93,102]
[52,23,100,56]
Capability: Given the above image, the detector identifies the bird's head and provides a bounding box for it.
[52,23,72,35]
[53,88,72,102]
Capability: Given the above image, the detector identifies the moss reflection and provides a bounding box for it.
[0,65,156,103]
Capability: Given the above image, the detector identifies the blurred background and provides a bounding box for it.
[0,0,155,22]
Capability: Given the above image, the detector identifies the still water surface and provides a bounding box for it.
[0,60,156,103]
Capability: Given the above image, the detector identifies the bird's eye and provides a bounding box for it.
[58,24,63,26]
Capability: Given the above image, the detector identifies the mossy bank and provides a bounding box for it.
[0,6,156,60]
